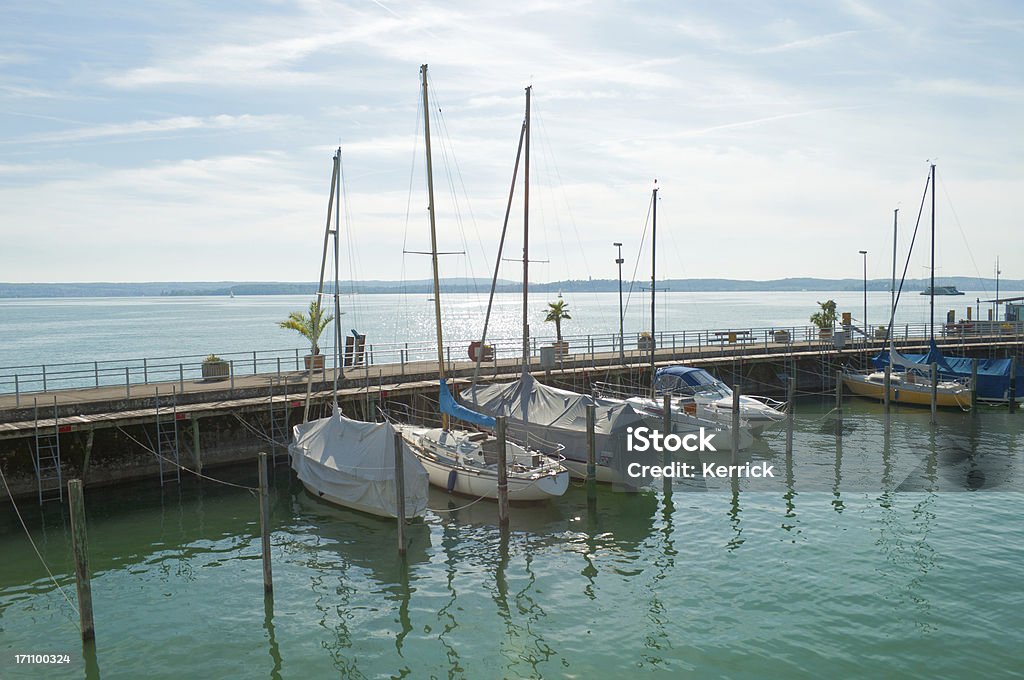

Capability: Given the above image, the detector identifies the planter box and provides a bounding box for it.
[201,361,229,381]
[874,328,889,339]
[304,354,326,371]
[638,335,655,352]
[817,328,833,340]
[551,341,569,359]
[773,330,791,343]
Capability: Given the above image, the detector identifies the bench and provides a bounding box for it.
[710,330,754,345]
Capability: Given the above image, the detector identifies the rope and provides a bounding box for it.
[114,425,258,493]
[0,465,80,615]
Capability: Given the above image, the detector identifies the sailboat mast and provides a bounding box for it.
[929,163,936,342]
[650,181,658,399]
[890,208,898,334]
[333,148,342,400]
[421,64,449,429]
[522,86,531,369]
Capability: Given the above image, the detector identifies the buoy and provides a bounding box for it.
[446,470,458,493]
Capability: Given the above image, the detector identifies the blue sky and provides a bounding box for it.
[1,0,1021,284]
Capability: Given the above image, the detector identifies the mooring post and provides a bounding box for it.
[731,385,740,463]
[585,403,597,503]
[884,364,891,415]
[258,452,273,595]
[1010,357,1018,414]
[835,369,843,426]
[930,362,938,424]
[68,479,96,643]
[191,415,202,474]
[496,416,509,528]
[786,376,795,457]
[393,432,407,556]
[662,394,672,497]
[971,359,978,413]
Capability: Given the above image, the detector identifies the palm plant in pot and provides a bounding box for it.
[279,299,334,370]
[810,299,838,339]
[544,300,571,357]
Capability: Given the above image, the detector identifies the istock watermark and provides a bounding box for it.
[626,426,717,453]
[624,426,775,480]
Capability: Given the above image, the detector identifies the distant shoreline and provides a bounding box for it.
[1,277,1019,299]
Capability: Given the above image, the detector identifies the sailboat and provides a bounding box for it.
[393,65,568,502]
[289,148,430,519]
[592,183,758,449]
[843,165,971,408]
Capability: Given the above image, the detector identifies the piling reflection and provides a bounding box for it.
[83,639,101,680]
[263,593,283,680]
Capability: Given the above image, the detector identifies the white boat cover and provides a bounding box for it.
[290,407,429,518]
[461,373,652,475]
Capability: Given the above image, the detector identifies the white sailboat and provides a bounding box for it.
[289,148,430,518]
[395,65,568,502]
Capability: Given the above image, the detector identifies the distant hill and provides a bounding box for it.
[1,277,1020,298]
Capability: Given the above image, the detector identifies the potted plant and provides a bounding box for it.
[810,300,837,339]
[544,300,571,357]
[638,331,655,351]
[874,325,889,339]
[773,329,791,343]
[201,354,229,381]
[279,299,334,371]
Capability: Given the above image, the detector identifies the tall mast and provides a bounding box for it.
[650,180,658,398]
[421,64,448,429]
[521,86,531,369]
[929,163,936,342]
[332,148,342,402]
[890,208,898,358]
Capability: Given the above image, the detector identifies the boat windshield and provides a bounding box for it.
[654,367,731,398]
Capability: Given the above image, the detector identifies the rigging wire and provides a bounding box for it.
[937,172,990,299]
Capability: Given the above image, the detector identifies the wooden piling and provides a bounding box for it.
[585,403,596,502]
[393,432,407,555]
[883,365,891,415]
[731,385,740,463]
[257,452,273,595]
[191,415,202,474]
[834,369,843,429]
[496,417,509,528]
[930,362,938,424]
[785,376,794,457]
[68,479,95,643]
[662,394,672,497]
[1010,357,1017,414]
[970,359,978,413]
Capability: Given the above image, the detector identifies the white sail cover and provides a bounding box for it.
[290,407,429,518]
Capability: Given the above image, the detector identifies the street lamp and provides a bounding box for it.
[859,250,868,346]
[614,242,624,362]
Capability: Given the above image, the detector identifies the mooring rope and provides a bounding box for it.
[114,425,258,493]
[0,465,80,615]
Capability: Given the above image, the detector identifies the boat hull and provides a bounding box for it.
[843,373,969,408]
[298,480,405,519]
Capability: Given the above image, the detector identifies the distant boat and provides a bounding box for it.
[229,290,235,298]
[920,285,964,296]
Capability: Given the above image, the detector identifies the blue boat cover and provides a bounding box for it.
[439,379,496,428]
[872,341,1021,400]
[654,366,720,392]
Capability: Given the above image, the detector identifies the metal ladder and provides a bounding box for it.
[154,387,182,486]
[33,398,63,504]
[269,378,291,466]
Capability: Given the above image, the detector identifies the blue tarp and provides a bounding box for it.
[439,379,496,428]
[872,341,1021,400]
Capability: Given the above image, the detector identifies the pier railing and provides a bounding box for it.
[1,321,1021,404]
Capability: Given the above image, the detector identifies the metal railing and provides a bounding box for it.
[1,321,1020,404]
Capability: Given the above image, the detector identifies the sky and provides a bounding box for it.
[1,0,1021,284]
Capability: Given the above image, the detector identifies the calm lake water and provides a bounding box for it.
[1,399,1021,679]
[1,290,1016,380]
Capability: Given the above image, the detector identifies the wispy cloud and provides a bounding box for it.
[4,113,294,145]
[752,30,861,54]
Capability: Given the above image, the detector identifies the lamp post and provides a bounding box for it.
[614,242,624,362]
[859,250,868,346]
